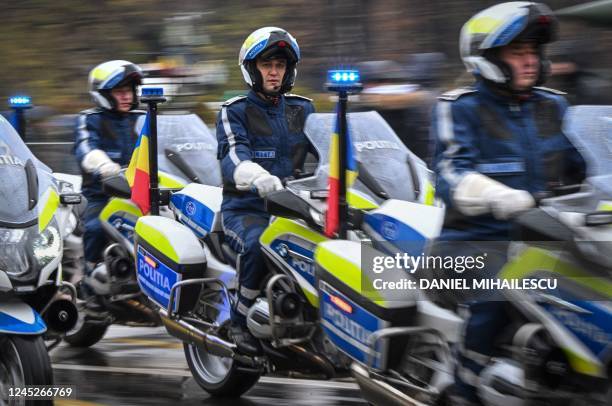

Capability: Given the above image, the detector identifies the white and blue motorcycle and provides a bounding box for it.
[0,115,80,405]
[349,106,612,406]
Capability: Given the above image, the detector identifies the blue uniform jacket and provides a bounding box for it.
[216,90,315,213]
[431,81,585,240]
[73,108,144,201]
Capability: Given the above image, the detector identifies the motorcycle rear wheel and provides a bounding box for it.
[184,341,260,397]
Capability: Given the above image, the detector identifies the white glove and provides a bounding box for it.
[97,161,121,179]
[453,172,535,220]
[252,173,283,197]
[233,160,283,197]
[81,149,121,179]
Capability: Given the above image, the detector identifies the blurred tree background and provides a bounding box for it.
[0,0,607,113]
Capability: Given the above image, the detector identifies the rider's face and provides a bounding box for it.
[499,42,540,91]
[256,58,287,93]
[111,85,134,112]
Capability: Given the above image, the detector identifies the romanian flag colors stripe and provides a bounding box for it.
[325,108,358,237]
[126,113,151,214]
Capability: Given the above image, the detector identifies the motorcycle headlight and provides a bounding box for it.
[0,218,62,283]
[33,218,61,269]
[0,228,31,278]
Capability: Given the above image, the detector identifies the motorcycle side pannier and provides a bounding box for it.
[315,240,417,370]
[134,216,207,314]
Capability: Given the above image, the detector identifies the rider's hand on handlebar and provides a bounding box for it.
[488,188,535,220]
[233,161,283,197]
[98,160,121,179]
[252,174,283,197]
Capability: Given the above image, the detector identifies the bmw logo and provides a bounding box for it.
[381,221,398,240]
[277,243,289,258]
[185,201,197,216]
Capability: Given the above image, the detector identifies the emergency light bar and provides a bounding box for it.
[8,96,32,109]
[140,87,166,104]
[141,87,164,97]
[325,70,362,92]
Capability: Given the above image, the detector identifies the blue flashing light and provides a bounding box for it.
[326,69,362,92]
[9,96,32,109]
[141,87,164,97]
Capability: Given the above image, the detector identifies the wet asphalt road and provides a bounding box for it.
[50,326,368,406]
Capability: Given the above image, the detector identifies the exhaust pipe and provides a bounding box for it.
[158,309,236,359]
[350,363,428,406]
[42,299,79,334]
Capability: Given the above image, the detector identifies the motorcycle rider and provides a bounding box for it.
[216,27,315,355]
[431,3,585,404]
[73,60,144,308]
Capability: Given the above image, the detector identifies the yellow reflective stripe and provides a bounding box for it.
[347,189,378,210]
[260,217,327,246]
[99,198,143,223]
[159,171,186,189]
[424,181,435,206]
[597,201,612,211]
[38,188,59,232]
[302,288,319,308]
[91,66,112,81]
[499,247,612,299]
[314,245,384,304]
[467,16,503,34]
[135,218,179,263]
[565,348,603,377]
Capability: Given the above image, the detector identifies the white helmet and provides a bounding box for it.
[460,2,557,86]
[88,60,143,111]
[238,27,300,95]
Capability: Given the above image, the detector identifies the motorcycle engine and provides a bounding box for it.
[246,298,274,339]
[478,358,525,406]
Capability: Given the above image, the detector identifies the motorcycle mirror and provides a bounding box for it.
[59,193,82,205]
[265,189,320,229]
[102,175,131,199]
[310,189,329,200]
[585,211,612,227]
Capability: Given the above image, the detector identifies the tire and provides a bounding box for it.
[64,316,108,348]
[184,342,260,397]
[0,335,54,406]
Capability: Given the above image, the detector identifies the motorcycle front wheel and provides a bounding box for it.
[0,335,53,406]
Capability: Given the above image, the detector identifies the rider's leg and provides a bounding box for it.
[222,211,270,355]
[453,300,510,404]
[80,199,109,311]
[82,199,109,270]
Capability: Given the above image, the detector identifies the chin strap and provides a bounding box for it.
[257,91,281,105]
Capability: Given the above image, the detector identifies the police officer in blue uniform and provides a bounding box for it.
[430,3,585,404]
[217,27,315,354]
[74,60,144,303]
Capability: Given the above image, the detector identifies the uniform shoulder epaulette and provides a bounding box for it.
[438,87,477,101]
[221,95,247,107]
[80,107,103,115]
[285,93,313,102]
[533,86,567,95]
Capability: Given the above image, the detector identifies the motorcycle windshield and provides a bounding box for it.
[0,116,53,227]
[295,111,429,202]
[136,114,222,187]
[563,105,612,181]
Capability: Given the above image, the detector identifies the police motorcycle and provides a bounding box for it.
[128,75,445,397]
[64,113,222,347]
[349,105,612,406]
[0,114,80,403]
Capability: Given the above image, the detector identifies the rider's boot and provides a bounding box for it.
[229,315,262,356]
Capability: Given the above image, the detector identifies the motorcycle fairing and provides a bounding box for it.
[0,299,46,335]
